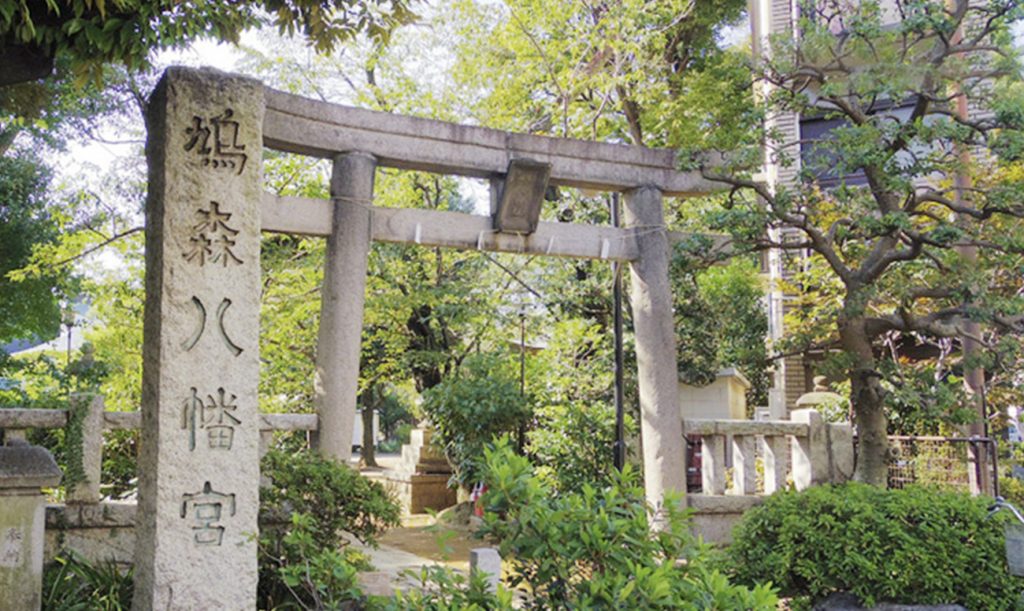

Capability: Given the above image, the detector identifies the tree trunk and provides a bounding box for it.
[360,407,378,467]
[840,314,889,486]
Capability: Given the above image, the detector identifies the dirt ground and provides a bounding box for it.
[377,524,481,572]
[354,508,486,596]
[354,454,490,592]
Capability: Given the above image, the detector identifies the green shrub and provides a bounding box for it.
[261,448,401,545]
[258,448,401,609]
[42,553,133,610]
[528,399,633,494]
[1003,475,1024,509]
[422,354,531,486]
[727,483,1024,609]
[373,565,514,610]
[272,513,368,610]
[479,438,778,609]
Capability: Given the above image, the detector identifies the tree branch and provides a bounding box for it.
[50,226,144,269]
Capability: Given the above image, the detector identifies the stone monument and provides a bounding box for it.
[0,441,62,611]
[387,425,457,514]
[133,68,264,609]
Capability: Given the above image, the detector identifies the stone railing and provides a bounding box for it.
[0,395,321,565]
[0,399,850,550]
[683,408,854,543]
[0,394,318,505]
[686,408,853,497]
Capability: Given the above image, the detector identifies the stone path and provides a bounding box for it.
[353,525,475,597]
[356,542,436,597]
[352,453,479,596]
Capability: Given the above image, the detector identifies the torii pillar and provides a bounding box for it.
[624,186,688,514]
[314,152,377,462]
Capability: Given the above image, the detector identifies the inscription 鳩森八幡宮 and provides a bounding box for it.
[184,109,248,175]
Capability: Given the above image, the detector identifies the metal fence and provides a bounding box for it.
[885,436,998,496]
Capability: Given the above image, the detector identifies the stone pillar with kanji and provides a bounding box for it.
[133,67,263,610]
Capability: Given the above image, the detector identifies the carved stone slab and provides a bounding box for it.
[134,67,263,610]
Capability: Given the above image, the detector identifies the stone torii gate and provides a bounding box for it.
[135,66,719,609]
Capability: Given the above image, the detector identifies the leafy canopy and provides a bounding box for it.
[0,152,65,345]
[700,0,1024,482]
[0,0,417,85]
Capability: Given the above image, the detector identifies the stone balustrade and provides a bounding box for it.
[3,402,853,507]
[685,408,854,499]
[0,400,321,568]
[0,399,319,505]
[684,408,855,543]
[0,400,851,551]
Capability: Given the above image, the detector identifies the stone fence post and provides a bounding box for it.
[793,377,854,487]
[66,393,104,504]
[0,441,62,611]
[791,409,828,490]
[826,422,854,484]
[791,410,855,489]
[470,547,502,594]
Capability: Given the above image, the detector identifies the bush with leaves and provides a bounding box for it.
[523,319,636,494]
[258,448,401,609]
[727,483,1024,609]
[42,553,133,611]
[270,513,368,611]
[421,353,531,487]
[374,565,514,611]
[528,399,630,494]
[479,438,778,609]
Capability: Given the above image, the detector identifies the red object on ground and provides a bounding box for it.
[471,483,487,517]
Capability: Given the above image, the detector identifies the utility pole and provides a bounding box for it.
[611,192,626,471]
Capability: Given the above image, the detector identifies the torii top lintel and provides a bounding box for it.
[262,88,718,198]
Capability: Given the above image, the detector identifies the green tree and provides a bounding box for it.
[0,152,65,346]
[526,319,638,492]
[444,0,749,148]
[672,254,770,409]
[0,0,417,86]
[702,0,1024,484]
[0,59,141,158]
[441,0,767,481]
[422,353,532,486]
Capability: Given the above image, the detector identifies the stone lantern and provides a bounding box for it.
[796,376,849,422]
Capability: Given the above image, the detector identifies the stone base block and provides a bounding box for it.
[688,494,764,546]
[44,502,137,565]
[386,474,457,515]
